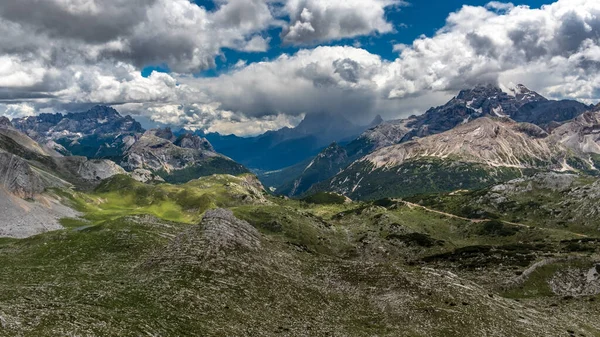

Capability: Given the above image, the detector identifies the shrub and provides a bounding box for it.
[302,192,346,205]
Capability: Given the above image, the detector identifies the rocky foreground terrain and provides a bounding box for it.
[0,173,599,336]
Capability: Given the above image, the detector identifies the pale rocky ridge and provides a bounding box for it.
[270,84,590,197]
[0,125,126,238]
[121,128,227,173]
[325,110,600,199]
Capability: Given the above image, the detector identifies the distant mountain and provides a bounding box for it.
[0,123,125,237]
[203,112,382,171]
[318,110,600,200]
[12,106,248,183]
[268,84,592,197]
[122,128,247,184]
[12,105,144,160]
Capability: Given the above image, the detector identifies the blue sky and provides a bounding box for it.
[143,0,553,78]
[2,0,599,136]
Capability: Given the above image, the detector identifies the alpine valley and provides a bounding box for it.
[3,84,600,337]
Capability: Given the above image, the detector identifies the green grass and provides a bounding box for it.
[1,173,600,336]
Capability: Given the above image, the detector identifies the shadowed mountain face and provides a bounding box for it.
[12,105,144,160]
[12,105,143,143]
[203,112,383,171]
[266,84,592,197]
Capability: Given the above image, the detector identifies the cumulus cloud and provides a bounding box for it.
[384,0,600,101]
[0,0,276,74]
[1,0,600,136]
[281,0,405,45]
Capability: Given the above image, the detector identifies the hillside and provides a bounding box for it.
[320,113,600,200]
[266,84,591,197]
[0,124,125,237]
[1,174,600,335]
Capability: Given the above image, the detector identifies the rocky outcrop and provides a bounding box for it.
[68,158,127,181]
[0,117,12,128]
[145,208,261,270]
[549,264,600,297]
[174,133,214,151]
[201,208,261,251]
[121,129,218,172]
[121,129,247,183]
[0,152,45,199]
[130,169,165,183]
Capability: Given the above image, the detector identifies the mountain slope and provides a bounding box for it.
[122,128,248,184]
[321,112,600,200]
[0,124,125,237]
[269,84,591,196]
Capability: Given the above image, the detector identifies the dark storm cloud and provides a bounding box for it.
[466,33,499,58]
[0,0,153,43]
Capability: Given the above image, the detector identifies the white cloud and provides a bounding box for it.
[382,0,600,101]
[281,0,405,44]
[1,0,600,137]
[485,1,515,11]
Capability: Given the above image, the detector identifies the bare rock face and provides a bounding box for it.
[121,130,217,172]
[148,127,176,142]
[549,265,600,297]
[174,133,214,151]
[0,117,13,128]
[76,159,127,181]
[57,156,126,182]
[0,152,45,199]
[130,169,165,183]
[201,208,261,251]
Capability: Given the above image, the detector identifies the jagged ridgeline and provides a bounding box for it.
[267,84,596,200]
[11,105,249,183]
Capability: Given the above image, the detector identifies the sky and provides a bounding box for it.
[0,0,599,136]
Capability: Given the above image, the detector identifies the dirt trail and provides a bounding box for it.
[401,200,588,238]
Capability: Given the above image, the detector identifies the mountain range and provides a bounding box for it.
[12,106,248,184]
[265,84,593,197]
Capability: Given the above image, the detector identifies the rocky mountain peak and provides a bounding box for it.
[456,83,504,101]
[65,105,121,122]
[174,133,214,151]
[505,84,547,104]
[368,115,384,128]
[151,127,176,141]
[0,116,13,128]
